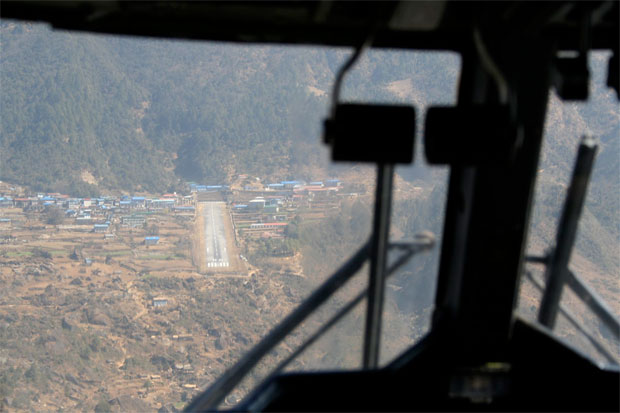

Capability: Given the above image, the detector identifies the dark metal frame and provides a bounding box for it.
[431,34,555,363]
[185,236,435,410]
[248,238,434,403]
[538,137,599,328]
[523,136,619,363]
[524,270,619,365]
[528,256,620,341]
[363,163,395,369]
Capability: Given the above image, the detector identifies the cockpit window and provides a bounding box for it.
[0,21,458,410]
[519,51,619,365]
[2,15,617,412]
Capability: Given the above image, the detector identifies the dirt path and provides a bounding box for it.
[126,279,148,321]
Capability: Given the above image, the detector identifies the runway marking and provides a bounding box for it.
[203,202,229,269]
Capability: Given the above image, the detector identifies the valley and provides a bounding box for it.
[0,18,617,412]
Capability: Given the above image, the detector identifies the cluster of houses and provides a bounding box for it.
[0,192,194,212]
[189,183,230,193]
[0,190,194,244]
[234,179,343,209]
[0,177,350,242]
[230,178,345,239]
[262,179,342,191]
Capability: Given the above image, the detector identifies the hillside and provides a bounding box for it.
[0,21,457,195]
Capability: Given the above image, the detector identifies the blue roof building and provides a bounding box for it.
[173,206,195,212]
[93,223,109,233]
[151,199,176,208]
[145,236,160,245]
[153,297,168,307]
[0,197,13,208]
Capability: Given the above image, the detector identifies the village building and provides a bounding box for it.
[152,297,168,307]
[281,180,303,189]
[93,223,109,233]
[121,215,146,227]
[248,198,266,211]
[151,198,175,209]
[145,236,160,246]
[131,196,146,208]
[173,206,195,213]
[75,216,93,225]
[266,183,284,190]
[13,198,32,208]
[0,197,13,208]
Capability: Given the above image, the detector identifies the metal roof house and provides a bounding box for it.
[145,236,160,245]
[0,197,13,208]
[152,297,168,307]
[151,198,176,209]
[121,215,146,227]
[325,179,342,187]
[93,223,109,233]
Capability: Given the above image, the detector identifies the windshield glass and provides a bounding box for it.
[0,21,458,411]
[519,51,619,365]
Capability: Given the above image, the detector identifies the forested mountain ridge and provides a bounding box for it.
[1,22,165,194]
[0,21,461,195]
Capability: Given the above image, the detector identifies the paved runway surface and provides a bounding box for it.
[203,202,229,268]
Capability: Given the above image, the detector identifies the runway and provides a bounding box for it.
[203,202,229,268]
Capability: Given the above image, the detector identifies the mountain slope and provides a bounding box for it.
[1,21,462,194]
